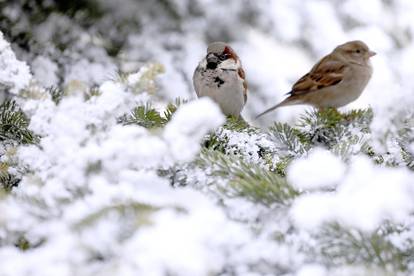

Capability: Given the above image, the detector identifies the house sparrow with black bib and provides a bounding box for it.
[256,40,376,118]
[193,42,247,118]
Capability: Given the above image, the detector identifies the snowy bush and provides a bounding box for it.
[1,1,414,275]
[0,32,31,98]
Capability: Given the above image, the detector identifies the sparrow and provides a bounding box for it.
[193,42,247,118]
[256,40,376,118]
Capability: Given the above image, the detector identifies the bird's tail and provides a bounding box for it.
[255,97,298,119]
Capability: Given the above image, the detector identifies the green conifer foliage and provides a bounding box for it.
[0,100,37,145]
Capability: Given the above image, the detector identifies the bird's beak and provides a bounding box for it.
[206,54,219,70]
[368,50,376,57]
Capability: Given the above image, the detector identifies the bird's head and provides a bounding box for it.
[204,42,240,70]
[334,40,376,65]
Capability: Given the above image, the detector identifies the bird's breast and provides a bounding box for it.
[193,68,245,116]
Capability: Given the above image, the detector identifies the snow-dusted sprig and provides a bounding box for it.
[127,63,165,95]
[314,222,413,272]
[296,108,373,160]
[198,149,298,206]
[298,108,372,146]
[73,202,163,232]
[202,117,268,163]
[0,162,19,192]
[401,148,414,171]
[268,122,310,156]
[265,122,311,176]
[84,86,101,101]
[44,86,64,104]
[396,114,414,171]
[117,98,186,129]
[163,98,187,122]
[118,104,168,128]
[223,116,256,132]
[0,100,38,145]
[0,100,38,191]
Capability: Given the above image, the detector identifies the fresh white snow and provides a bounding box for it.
[1,0,414,275]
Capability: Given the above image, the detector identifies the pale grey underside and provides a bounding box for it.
[193,58,245,117]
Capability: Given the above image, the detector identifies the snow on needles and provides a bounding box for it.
[3,1,414,275]
[287,148,346,190]
[291,156,414,231]
[164,98,225,162]
[4,67,239,275]
[0,31,32,95]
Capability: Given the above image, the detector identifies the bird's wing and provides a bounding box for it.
[289,56,347,96]
[237,67,248,103]
[193,64,204,98]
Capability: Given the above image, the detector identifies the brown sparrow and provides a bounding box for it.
[256,40,376,118]
[193,42,247,117]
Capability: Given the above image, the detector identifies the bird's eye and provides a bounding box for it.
[219,54,228,61]
[356,49,361,53]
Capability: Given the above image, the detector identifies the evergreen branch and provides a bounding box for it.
[73,202,160,231]
[130,63,165,94]
[0,100,38,144]
[296,108,373,152]
[202,116,258,154]
[223,116,255,132]
[47,86,64,104]
[298,108,373,135]
[118,104,167,129]
[396,115,414,170]
[111,70,129,85]
[268,122,309,156]
[84,86,101,100]
[72,201,187,240]
[401,147,414,170]
[0,162,20,192]
[317,223,413,271]
[298,108,343,129]
[163,98,187,122]
[118,98,188,129]
[199,150,299,206]
[202,132,228,153]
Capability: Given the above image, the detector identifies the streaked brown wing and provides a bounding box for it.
[289,56,347,96]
